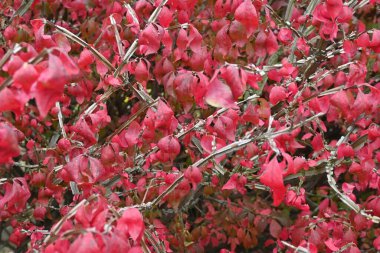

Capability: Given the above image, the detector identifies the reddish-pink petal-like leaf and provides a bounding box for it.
[0,87,29,116]
[139,24,162,55]
[222,174,238,190]
[117,208,145,241]
[184,166,202,190]
[269,86,287,105]
[124,121,141,147]
[68,233,100,253]
[205,75,236,108]
[234,0,259,36]
[158,135,181,156]
[0,123,20,164]
[260,157,286,206]
[33,54,68,117]
[13,63,39,92]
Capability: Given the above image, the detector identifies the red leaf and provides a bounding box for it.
[214,0,232,18]
[205,75,236,108]
[200,135,227,163]
[64,155,105,184]
[184,166,202,190]
[326,0,343,20]
[68,233,101,253]
[260,157,286,206]
[234,0,259,36]
[266,30,279,55]
[0,178,30,214]
[214,25,232,59]
[117,208,145,241]
[269,86,287,105]
[337,144,355,159]
[330,90,350,115]
[324,238,339,251]
[78,48,95,71]
[75,197,108,231]
[155,100,178,131]
[0,123,20,164]
[158,6,173,28]
[0,88,29,116]
[2,55,23,75]
[158,135,181,155]
[139,24,162,55]
[220,65,247,100]
[254,30,267,57]
[71,118,97,146]
[222,174,247,195]
[128,247,144,253]
[229,20,248,46]
[33,54,68,117]
[285,188,310,211]
[269,220,281,238]
[211,109,239,141]
[30,19,56,50]
[134,59,150,83]
[374,236,380,250]
[123,121,141,147]
[278,28,293,44]
[13,63,39,92]
[222,174,238,190]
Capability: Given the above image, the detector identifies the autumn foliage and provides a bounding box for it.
[0,0,380,252]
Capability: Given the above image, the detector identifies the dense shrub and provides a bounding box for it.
[0,0,379,252]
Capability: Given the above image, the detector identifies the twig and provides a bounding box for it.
[281,241,309,253]
[144,230,166,253]
[124,3,139,25]
[0,43,22,69]
[55,102,67,139]
[9,0,34,22]
[110,15,125,57]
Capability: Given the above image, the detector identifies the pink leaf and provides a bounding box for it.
[374,236,380,250]
[269,220,281,238]
[269,86,287,105]
[324,238,339,251]
[123,121,141,147]
[117,208,145,241]
[139,24,162,55]
[0,123,20,164]
[13,63,39,92]
[214,25,232,58]
[184,166,202,190]
[68,233,100,253]
[222,174,247,194]
[260,157,286,206]
[234,0,259,36]
[158,6,173,28]
[205,75,236,108]
[33,54,68,117]
[0,88,29,116]
[220,65,247,100]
